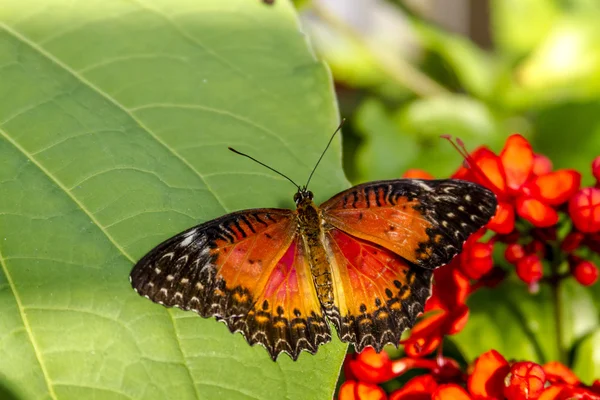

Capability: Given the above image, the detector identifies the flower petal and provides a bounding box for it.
[460,241,494,279]
[532,154,553,176]
[339,380,387,400]
[516,254,544,284]
[500,134,534,191]
[487,201,515,234]
[468,349,510,399]
[593,156,600,182]
[433,384,472,400]
[403,169,435,180]
[569,188,600,233]
[516,196,559,227]
[542,361,579,385]
[348,348,395,384]
[527,170,581,205]
[474,147,507,194]
[390,375,437,400]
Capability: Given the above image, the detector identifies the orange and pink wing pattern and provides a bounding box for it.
[320,179,496,351]
[321,179,497,269]
[130,209,330,360]
[324,228,433,352]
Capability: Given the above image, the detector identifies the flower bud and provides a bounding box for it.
[592,156,600,182]
[572,260,599,286]
[505,243,525,264]
[503,362,546,400]
[516,255,543,285]
[569,188,600,233]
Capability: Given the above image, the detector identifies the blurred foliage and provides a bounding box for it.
[300,0,600,185]
[298,0,600,381]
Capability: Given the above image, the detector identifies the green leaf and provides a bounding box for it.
[572,329,600,384]
[0,1,348,399]
[452,278,597,364]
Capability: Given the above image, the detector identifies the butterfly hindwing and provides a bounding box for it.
[324,228,433,352]
[130,209,329,360]
[320,179,497,269]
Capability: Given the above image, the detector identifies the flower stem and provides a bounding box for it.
[549,258,566,364]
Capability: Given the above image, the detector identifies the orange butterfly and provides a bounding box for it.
[130,131,497,361]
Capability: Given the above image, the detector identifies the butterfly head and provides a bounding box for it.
[294,187,314,206]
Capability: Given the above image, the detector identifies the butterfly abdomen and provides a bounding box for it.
[296,198,335,308]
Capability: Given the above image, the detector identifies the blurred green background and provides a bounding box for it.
[297,0,600,185]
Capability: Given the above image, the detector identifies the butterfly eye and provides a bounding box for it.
[308,191,314,200]
[293,193,300,203]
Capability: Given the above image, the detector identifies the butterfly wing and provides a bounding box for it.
[320,179,497,269]
[323,228,432,352]
[130,209,330,360]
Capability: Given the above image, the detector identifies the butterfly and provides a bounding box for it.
[130,132,497,361]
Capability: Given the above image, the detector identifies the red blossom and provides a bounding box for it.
[542,362,579,385]
[403,169,435,180]
[347,348,395,384]
[468,349,511,399]
[561,232,585,253]
[532,155,553,176]
[389,375,437,400]
[503,362,546,400]
[453,134,580,233]
[515,254,544,286]
[339,380,388,400]
[432,384,472,400]
[569,188,600,233]
[403,263,470,357]
[505,243,526,263]
[592,156,600,183]
[460,233,495,279]
[571,260,599,286]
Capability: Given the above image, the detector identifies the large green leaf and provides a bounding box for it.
[0,1,349,399]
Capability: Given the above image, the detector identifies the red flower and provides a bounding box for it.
[389,375,437,400]
[515,254,544,286]
[542,362,579,385]
[505,243,526,263]
[571,260,599,286]
[592,156,600,183]
[569,188,600,233]
[454,134,580,233]
[403,169,435,180]
[339,380,387,400]
[468,349,511,399]
[432,384,472,400]
[347,348,395,384]
[403,263,470,357]
[459,233,494,279]
[503,362,546,400]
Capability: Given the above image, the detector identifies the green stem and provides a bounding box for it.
[549,257,566,363]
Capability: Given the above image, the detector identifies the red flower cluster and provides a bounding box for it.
[337,134,600,400]
[340,348,600,400]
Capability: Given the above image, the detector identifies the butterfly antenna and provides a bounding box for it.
[441,135,499,191]
[305,119,346,189]
[228,147,301,190]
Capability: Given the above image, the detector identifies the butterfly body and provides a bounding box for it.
[131,179,497,360]
[295,189,336,308]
